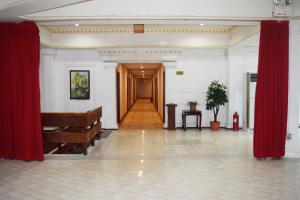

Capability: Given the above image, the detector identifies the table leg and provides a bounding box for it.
[183,114,186,131]
[199,114,202,131]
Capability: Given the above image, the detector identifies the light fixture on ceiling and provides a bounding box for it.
[200,23,205,26]
[140,66,143,69]
[142,70,144,73]
[273,0,293,5]
[74,23,80,27]
[272,0,293,17]
[286,0,293,5]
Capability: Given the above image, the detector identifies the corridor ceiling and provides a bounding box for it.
[123,63,160,79]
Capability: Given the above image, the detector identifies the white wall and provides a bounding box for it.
[40,49,118,129]
[227,46,258,128]
[288,19,300,139]
[40,47,259,129]
[163,47,258,129]
[164,49,228,128]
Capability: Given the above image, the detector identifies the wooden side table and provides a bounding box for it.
[182,110,202,131]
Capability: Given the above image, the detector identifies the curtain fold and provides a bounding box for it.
[0,22,43,161]
[254,21,289,158]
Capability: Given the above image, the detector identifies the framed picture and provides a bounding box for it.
[70,70,90,99]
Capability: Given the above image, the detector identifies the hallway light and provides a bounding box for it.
[273,0,293,5]
[273,0,281,5]
[74,23,80,27]
[286,0,293,5]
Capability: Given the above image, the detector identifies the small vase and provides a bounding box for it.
[190,105,196,111]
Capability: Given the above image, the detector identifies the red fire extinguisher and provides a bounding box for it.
[233,112,239,131]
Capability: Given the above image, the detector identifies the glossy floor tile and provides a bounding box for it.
[1,129,300,200]
[119,99,163,129]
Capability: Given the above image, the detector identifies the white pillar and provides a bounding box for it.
[226,48,244,129]
[163,61,177,128]
[40,49,57,112]
[102,62,118,129]
[287,20,300,139]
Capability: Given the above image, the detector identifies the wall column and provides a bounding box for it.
[226,48,244,129]
[163,61,177,128]
[103,62,118,129]
[40,49,57,112]
[287,20,300,139]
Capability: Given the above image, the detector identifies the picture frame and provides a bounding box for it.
[70,70,90,100]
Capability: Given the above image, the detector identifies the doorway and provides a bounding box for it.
[116,63,165,129]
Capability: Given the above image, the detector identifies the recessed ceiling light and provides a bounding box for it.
[142,71,144,73]
[286,0,293,5]
[74,23,80,27]
[200,24,205,26]
[140,66,143,68]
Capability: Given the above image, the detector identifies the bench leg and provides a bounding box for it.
[58,143,62,154]
[91,138,95,146]
[82,144,88,155]
[96,132,101,140]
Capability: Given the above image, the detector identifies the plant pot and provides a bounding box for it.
[190,105,197,111]
[210,121,220,131]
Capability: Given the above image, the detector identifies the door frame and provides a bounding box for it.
[116,71,120,123]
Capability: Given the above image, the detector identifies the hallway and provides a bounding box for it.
[120,99,163,129]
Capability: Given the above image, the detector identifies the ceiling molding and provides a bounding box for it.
[41,25,234,34]
[42,43,228,49]
[99,49,182,56]
[22,15,286,22]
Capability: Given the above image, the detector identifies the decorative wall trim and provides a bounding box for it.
[99,49,182,56]
[24,15,285,22]
[41,25,235,34]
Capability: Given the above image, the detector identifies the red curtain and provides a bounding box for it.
[0,22,44,161]
[254,21,289,158]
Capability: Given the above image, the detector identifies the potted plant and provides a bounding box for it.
[206,80,228,131]
[188,101,198,111]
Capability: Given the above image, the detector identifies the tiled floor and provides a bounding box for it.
[1,129,300,200]
[119,99,163,129]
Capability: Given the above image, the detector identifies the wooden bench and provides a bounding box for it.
[41,107,102,155]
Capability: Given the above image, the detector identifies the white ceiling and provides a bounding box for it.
[0,0,92,21]
[1,0,295,24]
[0,0,261,52]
